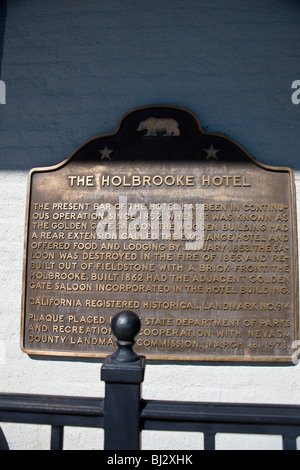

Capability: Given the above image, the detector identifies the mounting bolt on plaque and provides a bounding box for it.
[110,310,141,363]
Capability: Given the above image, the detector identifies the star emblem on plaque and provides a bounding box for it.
[99,145,114,160]
[204,144,220,160]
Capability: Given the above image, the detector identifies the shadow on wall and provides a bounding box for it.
[0,0,6,79]
[0,0,299,171]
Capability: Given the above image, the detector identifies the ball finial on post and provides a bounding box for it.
[110,311,141,363]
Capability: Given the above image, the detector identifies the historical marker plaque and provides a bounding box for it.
[21,105,299,362]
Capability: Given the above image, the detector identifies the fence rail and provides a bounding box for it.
[0,311,299,450]
[141,399,300,450]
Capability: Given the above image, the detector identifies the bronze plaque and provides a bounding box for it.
[21,105,299,362]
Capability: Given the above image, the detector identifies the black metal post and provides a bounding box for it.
[101,311,145,450]
[0,426,9,450]
[50,425,64,450]
[282,434,297,451]
[204,432,216,450]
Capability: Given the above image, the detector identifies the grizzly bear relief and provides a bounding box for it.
[137,117,180,136]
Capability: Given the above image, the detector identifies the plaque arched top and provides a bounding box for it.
[29,105,293,174]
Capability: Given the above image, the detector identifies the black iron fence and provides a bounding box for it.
[0,311,300,451]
